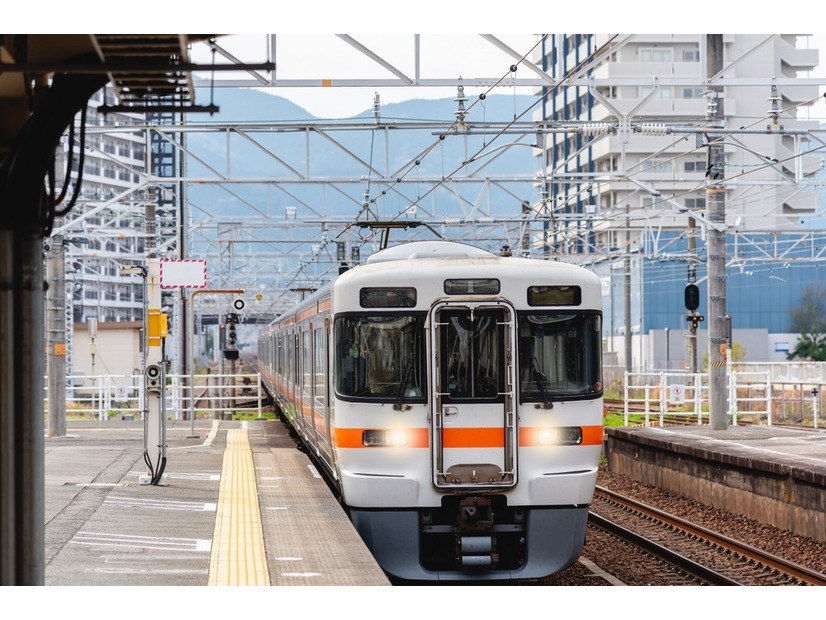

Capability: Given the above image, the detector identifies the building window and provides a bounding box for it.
[596,86,616,99]
[682,49,700,62]
[640,48,673,62]
[685,197,706,209]
[682,87,704,99]
[640,86,673,99]
[642,160,673,174]
[684,161,705,173]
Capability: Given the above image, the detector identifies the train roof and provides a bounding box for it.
[365,240,495,263]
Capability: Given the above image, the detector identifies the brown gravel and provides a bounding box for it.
[539,463,826,586]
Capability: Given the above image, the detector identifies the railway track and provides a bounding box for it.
[588,486,826,586]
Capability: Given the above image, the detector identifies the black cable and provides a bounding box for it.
[151,457,167,486]
[53,120,76,207]
[54,105,88,217]
[143,451,155,479]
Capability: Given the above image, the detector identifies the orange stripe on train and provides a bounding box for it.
[334,426,603,448]
[335,427,429,448]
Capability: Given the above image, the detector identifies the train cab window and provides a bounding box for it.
[334,314,426,402]
[528,285,581,306]
[439,309,504,401]
[518,312,602,403]
[360,287,417,307]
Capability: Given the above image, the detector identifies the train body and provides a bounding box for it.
[257,240,604,581]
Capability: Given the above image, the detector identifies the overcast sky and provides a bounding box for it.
[17,5,826,120]
[189,33,826,121]
[190,34,540,118]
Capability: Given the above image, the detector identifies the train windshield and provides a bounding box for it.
[334,314,426,402]
[518,312,602,402]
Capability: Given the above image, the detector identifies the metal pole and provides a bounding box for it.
[46,236,67,437]
[21,234,45,583]
[706,34,729,431]
[0,230,14,584]
[624,204,632,373]
[813,387,819,430]
[687,217,698,373]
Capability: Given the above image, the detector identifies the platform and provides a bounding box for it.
[604,424,826,543]
[44,417,390,586]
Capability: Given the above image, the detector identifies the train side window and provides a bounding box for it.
[334,314,426,402]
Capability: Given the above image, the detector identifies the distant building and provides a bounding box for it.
[52,86,180,376]
[533,35,824,370]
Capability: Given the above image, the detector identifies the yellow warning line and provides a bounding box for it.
[208,428,270,586]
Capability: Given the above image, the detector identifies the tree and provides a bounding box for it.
[787,285,826,361]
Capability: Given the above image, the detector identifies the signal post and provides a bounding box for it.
[141,257,169,485]
[187,289,244,437]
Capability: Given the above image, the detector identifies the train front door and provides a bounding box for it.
[430,302,517,489]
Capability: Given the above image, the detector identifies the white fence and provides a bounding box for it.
[623,370,775,427]
[615,362,826,429]
[45,373,267,421]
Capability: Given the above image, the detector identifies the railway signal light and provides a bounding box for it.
[687,314,704,332]
[684,283,700,311]
[223,312,239,360]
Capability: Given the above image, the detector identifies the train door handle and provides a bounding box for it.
[443,406,459,416]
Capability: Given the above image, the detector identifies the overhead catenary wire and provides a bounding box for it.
[258,36,826,315]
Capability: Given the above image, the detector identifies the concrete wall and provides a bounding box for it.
[72,321,142,379]
[605,426,826,543]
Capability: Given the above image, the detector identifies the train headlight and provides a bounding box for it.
[533,426,583,446]
[557,427,583,445]
[362,429,409,447]
[536,428,557,446]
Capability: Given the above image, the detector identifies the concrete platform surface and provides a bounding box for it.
[43,417,390,587]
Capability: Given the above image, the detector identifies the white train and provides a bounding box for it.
[257,240,604,581]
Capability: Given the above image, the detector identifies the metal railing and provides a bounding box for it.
[44,373,266,421]
[623,370,773,427]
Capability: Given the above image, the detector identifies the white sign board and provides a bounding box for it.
[160,260,207,289]
[669,384,685,405]
[113,385,129,402]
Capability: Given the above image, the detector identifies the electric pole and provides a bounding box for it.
[46,236,67,437]
[706,34,729,430]
[624,204,632,374]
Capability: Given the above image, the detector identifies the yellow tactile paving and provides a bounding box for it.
[208,428,270,586]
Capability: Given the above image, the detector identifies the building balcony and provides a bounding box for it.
[778,37,818,72]
[589,97,730,121]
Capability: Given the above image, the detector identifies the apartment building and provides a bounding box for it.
[55,87,179,324]
[532,35,823,369]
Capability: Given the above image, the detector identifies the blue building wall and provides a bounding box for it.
[596,231,825,337]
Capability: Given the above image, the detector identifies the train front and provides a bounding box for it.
[330,242,603,581]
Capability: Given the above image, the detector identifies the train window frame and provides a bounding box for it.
[516,310,603,404]
[359,287,417,308]
[333,312,427,404]
[443,278,500,295]
[527,285,582,307]
[438,307,506,404]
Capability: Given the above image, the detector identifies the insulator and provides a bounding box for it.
[636,123,669,135]
[578,122,612,136]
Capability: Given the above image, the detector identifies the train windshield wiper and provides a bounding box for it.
[532,357,553,409]
[393,358,415,411]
